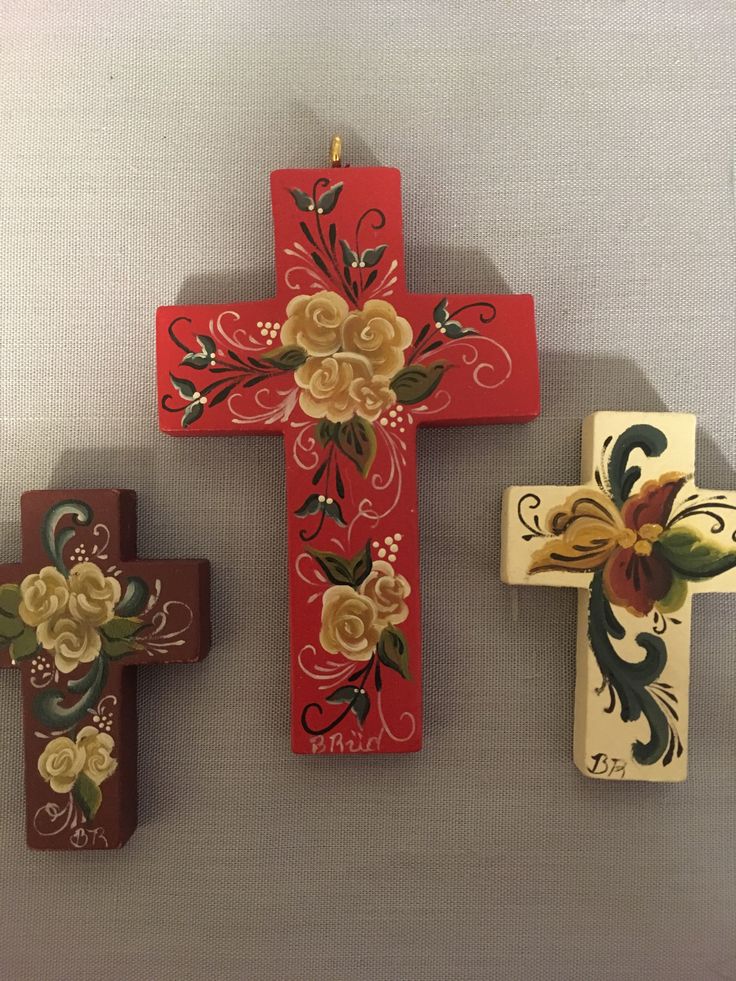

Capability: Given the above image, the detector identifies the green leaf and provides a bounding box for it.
[390,361,447,405]
[260,344,308,370]
[102,617,143,641]
[657,526,736,581]
[326,685,370,727]
[657,575,688,614]
[307,541,372,589]
[182,353,211,369]
[315,420,338,447]
[361,245,387,267]
[377,626,411,680]
[316,182,344,214]
[433,298,449,325]
[443,320,478,339]
[100,638,138,660]
[196,334,216,356]
[323,498,346,527]
[340,240,358,268]
[335,416,377,477]
[0,584,20,618]
[72,771,102,821]
[170,373,196,399]
[289,188,314,211]
[295,494,321,518]
[182,401,204,428]
[10,625,39,662]
[116,576,149,617]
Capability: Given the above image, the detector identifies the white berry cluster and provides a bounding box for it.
[72,544,88,562]
[380,405,406,433]
[371,532,403,564]
[257,321,281,347]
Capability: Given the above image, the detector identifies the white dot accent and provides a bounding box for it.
[193,391,200,399]
[325,497,333,505]
[380,417,389,426]
[317,208,324,215]
[390,421,397,428]
[396,405,403,412]
[266,339,273,345]
[372,540,380,548]
[274,322,281,329]
[440,327,447,334]
[378,548,387,558]
[400,427,406,433]
[257,321,263,328]
[318,495,326,503]
[390,543,399,554]
[265,321,271,329]
[308,204,315,212]
[388,410,397,418]
[435,321,442,329]
[359,261,366,268]
[395,533,403,542]
[351,261,359,268]
[93,715,100,723]
[200,396,208,404]
[388,554,397,563]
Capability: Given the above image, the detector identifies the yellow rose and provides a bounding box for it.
[67,562,121,626]
[348,373,396,423]
[76,726,117,786]
[341,300,413,378]
[280,290,349,357]
[359,560,411,626]
[319,586,381,662]
[37,736,85,794]
[18,567,69,627]
[37,615,101,674]
[295,352,372,423]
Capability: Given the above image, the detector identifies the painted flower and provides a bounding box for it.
[37,615,102,674]
[280,290,349,357]
[341,300,413,378]
[359,560,411,626]
[295,352,373,423]
[349,372,396,422]
[18,567,69,627]
[67,562,121,626]
[319,585,381,661]
[530,473,688,616]
[76,726,117,786]
[37,736,85,794]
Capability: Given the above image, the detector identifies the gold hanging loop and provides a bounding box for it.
[330,135,342,168]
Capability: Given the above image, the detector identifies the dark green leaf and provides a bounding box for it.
[351,690,370,727]
[9,625,39,662]
[72,772,102,821]
[364,269,378,290]
[295,494,322,518]
[182,401,204,428]
[300,220,316,246]
[377,626,411,680]
[658,527,736,581]
[312,251,330,276]
[335,416,377,477]
[100,637,138,659]
[340,240,358,267]
[289,188,314,211]
[0,612,23,643]
[443,321,478,339]
[328,223,337,253]
[182,353,211,369]
[196,334,216,356]
[0,584,20,618]
[390,361,447,405]
[326,685,359,705]
[335,464,345,499]
[260,344,308,371]
[323,498,346,527]
[316,420,338,447]
[307,541,372,588]
[208,382,237,408]
[170,373,196,399]
[316,182,344,214]
[326,686,370,727]
[360,244,387,267]
[433,298,449,325]
[101,617,143,641]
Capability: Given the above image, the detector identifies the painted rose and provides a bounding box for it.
[530,473,690,616]
[280,290,349,357]
[341,300,413,378]
[18,567,69,627]
[295,352,373,423]
[320,585,381,661]
[37,736,85,794]
[67,562,121,626]
[359,560,411,626]
[37,615,102,674]
[348,372,396,423]
[76,726,117,786]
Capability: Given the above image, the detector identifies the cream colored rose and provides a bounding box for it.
[67,562,121,626]
[319,586,381,662]
[76,726,117,786]
[295,352,372,423]
[348,373,396,423]
[341,300,413,378]
[37,615,101,674]
[37,736,85,794]
[359,560,411,626]
[280,291,349,356]
[18,567,69,627]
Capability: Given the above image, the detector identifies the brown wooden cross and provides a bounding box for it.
[0,490,209,849]
[157,159,539,753]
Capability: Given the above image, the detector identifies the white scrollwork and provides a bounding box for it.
[284,241,332,293]
[451,335,513,389]
[33,794,77,837]
[410,390,452,418]
[298,645,354,690]
[88,694,116,733]
[376,691,417,744]
[209,309,263,350]
[347,423,406,539]
[365,258,398,300]
[90,523,110,560]
[229,387,299,426]
[295,552,327,604]
[139,600,194,657]
[29,653,54,689]
[291,421,321,470]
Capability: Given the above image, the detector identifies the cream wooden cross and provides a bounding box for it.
[502,412,736,781]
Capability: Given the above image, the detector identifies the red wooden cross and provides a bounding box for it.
[0,490,209,849]
[157,159,538,754]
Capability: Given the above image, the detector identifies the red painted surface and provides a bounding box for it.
[158,166,538,754]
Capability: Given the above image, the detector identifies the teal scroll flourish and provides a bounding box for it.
[41,500,92,574]
[33,655,109,731]
[607,424,668,509]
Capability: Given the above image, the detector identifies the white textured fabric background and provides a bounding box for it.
[1,2,735,979]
